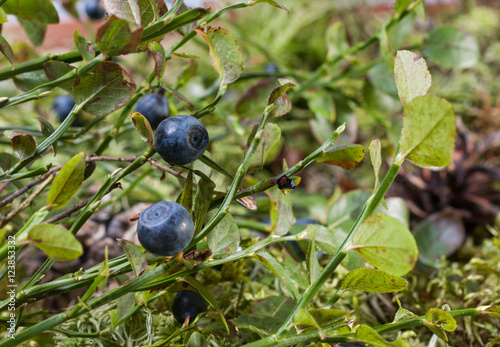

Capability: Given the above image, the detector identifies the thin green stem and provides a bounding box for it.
[272,162,401,337]
[190,104,275,245]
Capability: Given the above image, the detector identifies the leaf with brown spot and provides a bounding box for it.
[71,61,136,116]
[96,15,143,56]
[43,61,76,91]
[7,131,36,161]
[341,268,407,293]
[316,144,364,170]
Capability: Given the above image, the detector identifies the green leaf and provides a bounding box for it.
[181,276,229,334]
[341,268,408,293]
[180,171,194,213]
[0,8,7,24]
[26,224,83,261]
[423,308,457,342]
[304,224,341,254]
[194,175,215,235]
[250,0,289,14]
[7,131,36,161]
[351,213,418,276]
[207,212,240,258]
[96,15,143,56]
[3,0,59,23]
[149,41,166,81]
[194,26,244,84]
[72,61,136,116]
[36,117,57,155]
[236,79,278,119]
[327,190,371,232]
[254,251,300,300]
[43,61,76,91]
[369,139,381,192]
[282,250,308,289]
[316,144,364,170]
[413,211,465,267]
[398,95,456,167]
[138,0,168,26]
[355,324,410,347]
[117,239,148,278]
[116,292,136,320]
[268,78,297,118]
[374,197,410,228]
[0,35,15,65]
[306,228,320,283]
[74,30,95,64]
[395,0,412,14]
[46,152,85,210]
[393,297,418,323]
[186,332,207,347]
[104,0,142,24]
[14,70,50,92]
[128,112,154,148]
[270,190,294,236]
[326,22,349,62]
[247,123,281,174]
[379,27,394,71]
[394,50,431,106]
[422,25,479,69]
[162,84,194,111]
[18,19,47,47]
[293,308,352,330]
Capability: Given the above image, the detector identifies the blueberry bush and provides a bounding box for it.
[0,0,499,346]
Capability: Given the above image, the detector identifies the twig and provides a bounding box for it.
[0,166,61,209]
[0,175,54,228]
[44,196,94,224]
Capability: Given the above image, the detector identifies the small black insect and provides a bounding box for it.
[276,175,296,190]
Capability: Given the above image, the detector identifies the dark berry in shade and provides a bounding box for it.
[171,290,207,324]
[52,95,76,123]
[264,63,279,73]
[135,89,170,130]
[85,0,105,20]
[136,201,194,256]
[154,115,209,166]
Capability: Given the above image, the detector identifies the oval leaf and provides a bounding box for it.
[46,152,85,209]
[341,268,408,293]
[355,324,410,347]
[207,212,240,258]
[293,308,352,329]
[72,61,136,116]
[3,0,59,23]
[0,35,15,65]
[117,239,148,278]
[423,25,479,69]
[74,29,95,64]
[398,95,456,167]
[36,117,57,155]
[316,144,364,170]
[43,61,76,91]
[394,50,431,106]
[351,213,418,276]
[194,26,243,84]
[7,131,36,161]
[27,224,83,261]
[268,78,297,118]
[149,41,166,80]
[247,123,281,174]
[96,15,143,56]
[129,112,154,147]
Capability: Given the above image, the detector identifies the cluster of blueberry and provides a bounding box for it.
[52,89,209,325]
[134,90,209,324]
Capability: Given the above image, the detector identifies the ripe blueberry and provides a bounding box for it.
[135,89,170,130]
[84,0,105,20]
[137,201,194,256]
[171,290,207,324]
[52,95,76,123]
[154,115,209,166]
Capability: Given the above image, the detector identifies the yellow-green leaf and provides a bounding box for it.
[27,224,83,261]
[47,152,85,210]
